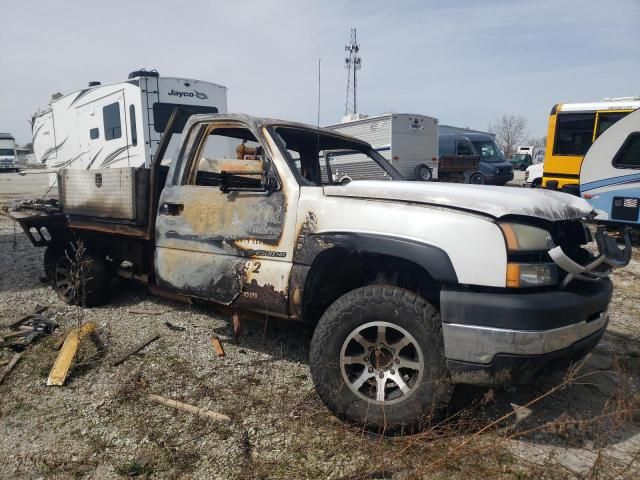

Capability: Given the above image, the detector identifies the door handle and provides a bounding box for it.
[159,202,184,216]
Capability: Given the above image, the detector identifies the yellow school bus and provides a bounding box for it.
[542,97,640,194]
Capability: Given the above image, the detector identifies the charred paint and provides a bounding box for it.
[155,248,245,305]
[293,212,336,266]
[234,279,289,316]
[288,264,310,320]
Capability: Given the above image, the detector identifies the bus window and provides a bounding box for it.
[596,112,628,139]
[553,113,595,156]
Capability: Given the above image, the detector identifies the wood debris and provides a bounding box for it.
[128,308,165,316]
[47,322,96,386]
[164,321,186,332]
[147,394,231,423]
[211,336,225,357]
[232,311,243,341]
[0,352,23,384]
[112,334,160,366]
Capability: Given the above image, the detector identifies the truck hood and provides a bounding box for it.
[323,181,594,221]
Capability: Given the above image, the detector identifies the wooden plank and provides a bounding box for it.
[128,309,164,315]
[210,337,225,357]
[47,322,96,386]
[0,352,23,384]
[112,334,160,366]
[147,394,231,423]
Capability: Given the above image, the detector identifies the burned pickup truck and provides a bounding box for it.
[6,113,632,432]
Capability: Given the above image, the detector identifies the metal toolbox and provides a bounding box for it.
[58,167,150,223]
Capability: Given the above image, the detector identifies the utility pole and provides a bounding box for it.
[344,27,362,116]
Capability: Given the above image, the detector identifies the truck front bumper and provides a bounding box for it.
[440,279,612,385]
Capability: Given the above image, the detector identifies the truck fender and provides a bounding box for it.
[290,232,458,319]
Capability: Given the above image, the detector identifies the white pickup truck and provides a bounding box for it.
[6,113,631,433]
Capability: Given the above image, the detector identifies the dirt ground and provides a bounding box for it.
[0,172,638,479]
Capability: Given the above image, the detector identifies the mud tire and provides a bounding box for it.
[309,285,452,434]
[52,246,110,307]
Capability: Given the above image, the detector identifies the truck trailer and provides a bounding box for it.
[31,70,228,173]
[326,113,440,181]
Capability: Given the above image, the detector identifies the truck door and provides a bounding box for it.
[154,120,294,316]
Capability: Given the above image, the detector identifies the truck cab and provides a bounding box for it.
[0,133,18,172]
[6,113,631,434]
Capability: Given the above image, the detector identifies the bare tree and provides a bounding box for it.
[490,115,528,158]
[526,136,547,150]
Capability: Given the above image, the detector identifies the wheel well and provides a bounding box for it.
[301,249,441,325]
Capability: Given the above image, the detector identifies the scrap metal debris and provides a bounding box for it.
[112,333,160,366]
[147,394,231,423]
[211,336,225,357]
[1,308,57,351]
[47,322,96,386]
[3,305,48,329]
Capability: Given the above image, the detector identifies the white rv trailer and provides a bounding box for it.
[580,108,640,227]
[0,133,18,172]
[31,70,227,173]
[325,113,439,181]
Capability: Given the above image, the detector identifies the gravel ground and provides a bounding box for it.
[0,173,638,479]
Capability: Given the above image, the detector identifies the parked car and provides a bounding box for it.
[6,113,630,433]
[525,162,543,188]
[510,152,532,170]
[440,133,513,185]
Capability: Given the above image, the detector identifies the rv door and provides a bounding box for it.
[84,92,131,169]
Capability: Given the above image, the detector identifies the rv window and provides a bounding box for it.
[89,128,99,140]
[613,133,640,169]
[129,105,137,146]
[103,103,122,141]
[596,112,628,139]
[153,103,219,134]
[553,112,595,156]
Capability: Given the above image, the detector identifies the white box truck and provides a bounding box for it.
[0,133,18,172]
[326,113,440,181]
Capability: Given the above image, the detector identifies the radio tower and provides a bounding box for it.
[344,28,362,116]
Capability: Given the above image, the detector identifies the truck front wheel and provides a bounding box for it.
[52,247,110,307]
[309,285,452,434]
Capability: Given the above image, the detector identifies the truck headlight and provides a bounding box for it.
[499,222,551,252]
[507,263,558,287]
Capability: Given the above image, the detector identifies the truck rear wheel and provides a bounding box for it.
[52,247,110,307]
[309,285,452,434]
[414,164,433,181]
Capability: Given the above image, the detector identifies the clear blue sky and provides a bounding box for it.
[1,0,639,144]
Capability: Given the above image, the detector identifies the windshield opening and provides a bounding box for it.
[0,149,15,156]
[471,140,504,163]
[270,126,403,185]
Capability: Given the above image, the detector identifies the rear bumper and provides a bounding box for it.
[440,279,612,384]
